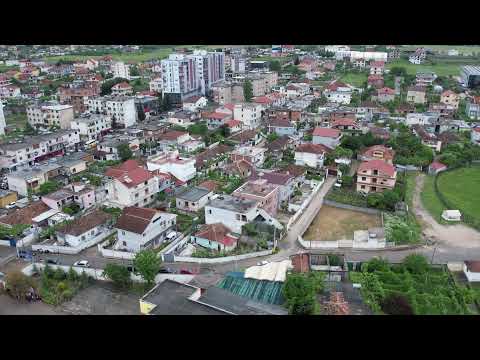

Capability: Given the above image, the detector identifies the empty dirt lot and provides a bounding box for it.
[303,205,382,241]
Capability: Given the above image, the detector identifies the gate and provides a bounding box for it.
[163,253,175,263]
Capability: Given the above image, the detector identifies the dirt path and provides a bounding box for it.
[412,174,480,248]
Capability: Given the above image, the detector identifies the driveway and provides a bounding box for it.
[412,174,480,248]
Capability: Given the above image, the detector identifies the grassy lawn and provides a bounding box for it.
[420,175,446,223]
[339,72,368,87]
[437,166,480,221]
[402,45,480,56]
[404,172,419,210]
[5,112,27,127]
[385,58,470,77]
[0,65,18,73]
[303,205,381,241]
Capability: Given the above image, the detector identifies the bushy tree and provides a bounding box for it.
[361,257,389,273]
[38,180,61,195]
[283,273,317,315]
[269,60,281,72]
[103,264,132,290]
[133,250,161,286]
[117,143,133,161]
[381,293,414,315]
[403,254,429,274]
[4,271,34,302]
[243,80,253,102]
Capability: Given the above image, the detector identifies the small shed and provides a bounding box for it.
[428,161,447,175]
[464,261,480,282]
[441,210,461,222]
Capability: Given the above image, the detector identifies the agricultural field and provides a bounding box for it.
[349,256,478,315]
[303,205,381,241]
[437,166,480,222]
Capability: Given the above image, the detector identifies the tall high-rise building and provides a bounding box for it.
[161,51,225,100]
[0,101,6,136]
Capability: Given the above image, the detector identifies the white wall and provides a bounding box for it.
[463,263,480,282]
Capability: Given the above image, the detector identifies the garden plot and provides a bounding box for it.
[303,205,382,241]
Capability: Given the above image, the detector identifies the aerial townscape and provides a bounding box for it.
[1,44,480,316]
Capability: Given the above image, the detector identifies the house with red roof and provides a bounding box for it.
[104,160,159,208]
[359,145,395,164]
[356,159,397,194]
[369,61,385,75]
[367,74,384,89]
[428,161,447,175]
[192,223,239,252]
[377,87,396,103]
[267,117,296,136]
[331,118,361,135]
[312,127,342,148]
[224,119,243,134]
[323,80,353,104]
[115,206,177,252]
[294,143,331,168]
[111,82,133,96]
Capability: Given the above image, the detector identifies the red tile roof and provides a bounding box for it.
[378,87,395,95]
[253,96,274,104]
[203,112,230,120]
[368,74,383,82]
[0,201,50,226]
[115,206,159,234]
[105,160,153,188]
[442,90,456,97]
[296,143,331,154]
[358,160,396,177]
[313,127,341,138]
[57,210,112,236]
[112,82,132,89]
[361,145,395,161]
[269,117,292,128]
[225,119,242,128]
[326,80,348,91]
[465,261,480,273]
[473,127,480,133]
[224,103,235,111]
[194,223,237,246]
[291,253,310,273]
[198,180,221,192]
[157,130,188,141]
[370,61,385,67]
[332,118,359,128]
[183,95,202,103]
[430,161,447,171]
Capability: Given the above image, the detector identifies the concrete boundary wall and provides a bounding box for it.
[297,236,391,250]
[33,230,116,255]
[287,179,324,231]
[174,249,273,264]
[323,200,382,215]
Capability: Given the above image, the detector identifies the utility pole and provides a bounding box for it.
[430,246,438,265]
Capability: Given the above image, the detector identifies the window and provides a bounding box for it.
[123,241,127,246]
[208,209,212,214]
[236,214,241,220]
[361,185,365,189]
[122,231,125,235]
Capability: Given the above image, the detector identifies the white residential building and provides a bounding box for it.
[0,101,5,136]
[149,77,162,94]
[112,61,131,80]
[233,103,262,129]
[104,160,159,208]
[84,96,137,128]
[26,104,74,130]
[70,114,112,142]
[205,195,259,234]
[294,143,327,168]
[115,207,177,252]
[146,150,197,183]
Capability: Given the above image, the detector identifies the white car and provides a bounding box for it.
[73,260,90,268]
[257,260,269,266]
[5,202,16,209]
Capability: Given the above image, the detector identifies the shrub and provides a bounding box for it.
[4,271,34,301]
[402,254,429,274]
[103,264,132,290]
[381,293,414,315]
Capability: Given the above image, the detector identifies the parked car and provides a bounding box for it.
[73,260,90,268]
[257,260,269,266]
[46,258,59,265]
[158,267,173,274]
[180,269,193,274]
[127,265,136,273]
[5,202,16,209]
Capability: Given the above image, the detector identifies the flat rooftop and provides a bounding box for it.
[207,194,257,213]
[142,279,226,315]
[176,186,211,202]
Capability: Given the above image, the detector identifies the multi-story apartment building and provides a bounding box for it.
[58,86,100,114]
[440,90,459,110]
[466,101,480,120]
[26,104,75,130]
[461,65,480,89]
[146,150,196,183]
[406,86,427,104]
[104,160,159,208]
[161,51,225,100]
[0,130,81,171]
[149,77,162,94]
[211,82,232,105]
[70,114,112,143]
[96,135,140,161]
[233,103,262,129]
[84,96,137,128]
[112,61,131,80]
[356,159,397,194]
[232,179,280,217]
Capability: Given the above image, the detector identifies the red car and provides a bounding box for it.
[180,269,193,274]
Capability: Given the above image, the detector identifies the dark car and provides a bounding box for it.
[46,259,59,265]
[180,269,193,275]
[158,268,173,274]
[127,265,136,273]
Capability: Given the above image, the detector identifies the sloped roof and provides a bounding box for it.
[105,160,153,188]
[358,160,395,177]
[296,143,332,154]
[115,206,159,234]
[0,201,50,226]
[313,127,341,138]
[194,223,237,246]
[57,210,112,236]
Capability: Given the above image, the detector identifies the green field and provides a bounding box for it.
[385,58,476,77]
[339,72,368,87]
[437,167,480,220]
[43,45,219,64]
[402,45,480,56]
[420,175,446,223]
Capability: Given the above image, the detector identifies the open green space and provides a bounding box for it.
[350,256,477,315]
[402,45,480,56]
[420,175,446,223]
[437,166,480,223]
[0,64,18,73]
[386,58,468,77]
[339,72,368,87]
